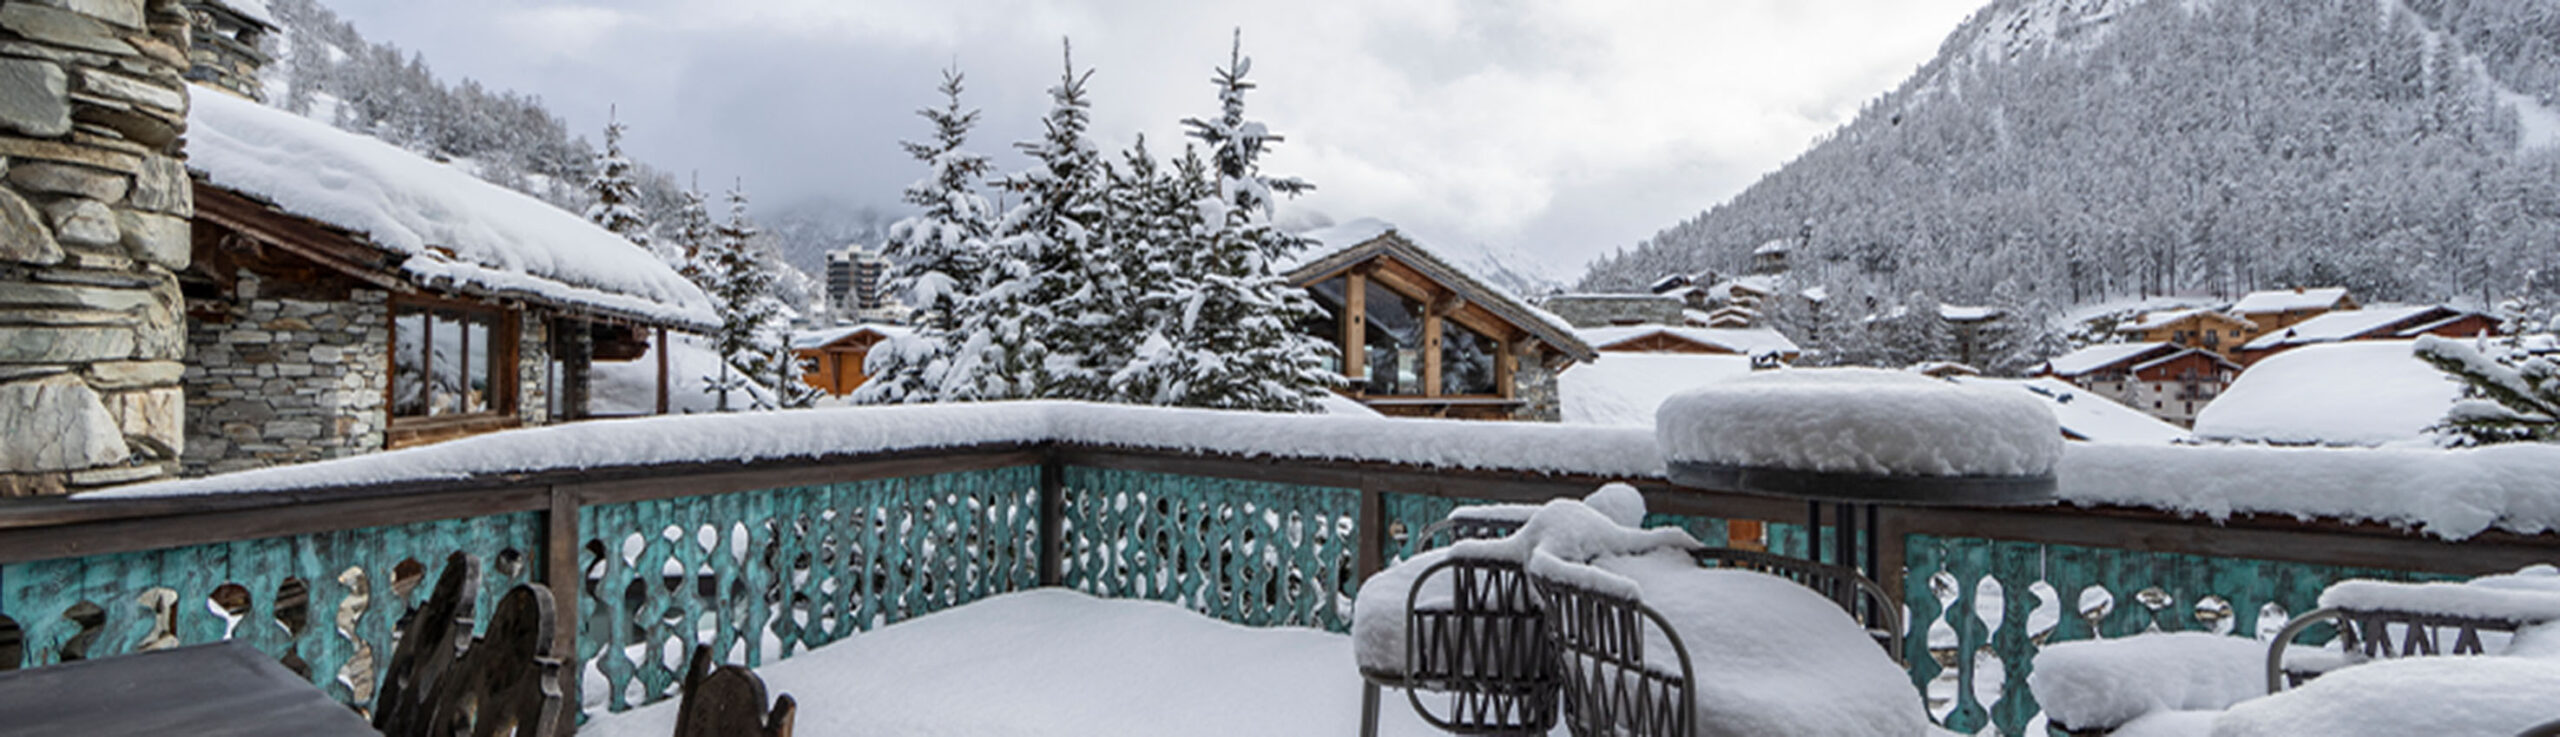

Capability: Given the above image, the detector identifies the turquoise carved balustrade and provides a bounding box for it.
[1057,467,1358,631]
[1901,534,2463,736]
[0,512,541,706]
[577,468,1040,712]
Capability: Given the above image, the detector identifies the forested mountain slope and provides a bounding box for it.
[1581,0,2560,315]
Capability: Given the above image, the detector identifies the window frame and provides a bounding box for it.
[385,295,521,431]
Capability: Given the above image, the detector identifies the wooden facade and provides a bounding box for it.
[1286,229,1596,421]
[792,326,905,397]
[2121,310,2257,355]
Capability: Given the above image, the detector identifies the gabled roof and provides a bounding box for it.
[2233,287,2352,314]
[2240,305,2456,351]
[2120,308,2252,332]
[2043,342,2177,377]
[792,324,912,350]
[1939,304,2004,323]
[186,86,718,330]
[1951,376,2191,444]
[1286,220,1597,363]
[1577,325,1800,357]
[2129,347,2242,374]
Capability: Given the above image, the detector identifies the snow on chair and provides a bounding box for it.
[1358,507,1558,737]
[2266,567,2560,693]
[1527,553,1696,737]
[1690,547,1903,665]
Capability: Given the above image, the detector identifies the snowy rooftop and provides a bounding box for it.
[2232,287,2352,314]
[1577,325,1801,356]
[2043,342,2174,377]
[1951,377,2191,444]
[1561,353,1757,427]
[2239,305,2450,351]
[187,87,719,330]
[2119,307,2237,332]
[1938,304,2003,323]
[790,324,912,350]
[2192,340,2459,447]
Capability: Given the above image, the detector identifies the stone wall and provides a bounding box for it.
[1511,356,1562,423]
[181,271,389,476]
[0,0,196,494]
[516,312,549,426]
[1538,294,1686,328]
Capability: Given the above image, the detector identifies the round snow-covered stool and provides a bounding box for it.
[1653,368,2062,604]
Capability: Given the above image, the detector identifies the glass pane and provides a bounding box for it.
[464,314,493,414]
[1363,281,1424,395]
[429,310,465,416]
[1300,278,1346,375]
[1441,320,1500,396]
[392,309,429,417]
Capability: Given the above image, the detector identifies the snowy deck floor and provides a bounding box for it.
[582,590,1469,737]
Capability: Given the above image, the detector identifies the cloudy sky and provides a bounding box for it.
[318,0,1988,279]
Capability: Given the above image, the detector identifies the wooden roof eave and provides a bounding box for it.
[1287,233,1598,363]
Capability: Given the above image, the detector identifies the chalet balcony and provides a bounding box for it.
[0,401,2555,736]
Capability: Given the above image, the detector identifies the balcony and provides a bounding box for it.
[0,401,2554,735]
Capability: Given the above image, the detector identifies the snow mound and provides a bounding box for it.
[2054,441,2560,539]
[1561,353,1756,427]
[2028,632,2265,730]
[2192,341,2460,447]
[2210,656,2560,737]
[1656,368,2063,477]
[186,86,717,329]
[2319,565,2560,622]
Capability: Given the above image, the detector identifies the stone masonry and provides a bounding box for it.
[180,271,389,476]
[0,0,196,495]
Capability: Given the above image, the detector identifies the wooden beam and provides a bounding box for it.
[1342,270,1368,384]
[1495,336,1517,400]
[655,327,670,415]
[1422,310,1443,398]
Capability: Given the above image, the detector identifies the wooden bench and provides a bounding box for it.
[674,645,796,737]
[373,551,564,737]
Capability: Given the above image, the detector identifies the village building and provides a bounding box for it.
[1577,324,1801,363]
[2118,307,2257,355]
[177,85,715,475]
[791,324,909,397]
[2231,287,2357,338]
[1537,293,1687,328]
[183,0,272,101]
[2040,342,2240,427]
[1948,376,2191,444]
[2194,340,2459,446]
[1286,220,1597,421]
[2234,304,2497,365]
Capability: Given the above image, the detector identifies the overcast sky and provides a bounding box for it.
[318,0,1988,278]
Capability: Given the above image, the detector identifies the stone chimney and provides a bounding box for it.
[181,0,267,101]
[0,0,197,495]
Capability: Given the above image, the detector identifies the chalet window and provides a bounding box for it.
[391,302,512,419]
[1441,320,1499,395]
[1302,278,1348,375]
[1363,281,1426,395]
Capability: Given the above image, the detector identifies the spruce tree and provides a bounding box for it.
[1114,32,1338,411]
[855,68,998,405]
[2417,334,2559,445]
[665,178,719,290]
[998,41,1121,402]
[584,112,654,255]
[703,181,777,412]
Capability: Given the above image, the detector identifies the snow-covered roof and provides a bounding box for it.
[2232,287,2352,314]
[2240,306,2454,351]
[2193,341,2459,447]
[1560,354,1757,427]
[1752,239,1792,255]
[1938,304,2003,323]
[791,324,912,350]
[1953,377,2190,444]
[2043,342,2175,377]
[2120,307,2244,332]
[1646,274,1692,293]
[1542,292,1680,302]
[1577,326,1800,356]
[1283,220,1595,362]
[2130,347,2239,374]
[206,0,274,27]
[187,86,719,330]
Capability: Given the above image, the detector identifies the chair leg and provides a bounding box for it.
[1360,682,1382,737]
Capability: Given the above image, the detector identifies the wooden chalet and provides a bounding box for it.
[1576,325,1802,363]
[792,324,910,397]
[2235,304,2498,365]
[178,90,716,475]
[1286,222,1597,421]
[2041,342,2238,427]
[2118,308,2257,355]
[2232,287,2357,338]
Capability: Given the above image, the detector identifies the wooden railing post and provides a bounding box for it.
[1038,456,1064,587]
[542,484,583,735]
[1356,475,1386,580]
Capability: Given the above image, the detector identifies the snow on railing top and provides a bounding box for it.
[75,401,2560,542]
[82,401,1665,500]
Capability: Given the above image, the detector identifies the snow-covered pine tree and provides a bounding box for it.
[2417,334,2560,446]
[1114,32,1337,411]
[703,181,778,412]
[665,178,719,290]
[584,112,655,256]
[854,68,1000,405]
[997,41,1122,402]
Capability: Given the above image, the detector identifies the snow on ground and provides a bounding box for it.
[84,401,1663,499]
[186,86,717,329]
[2192,341,2459,447]
[580,589,1481,737]
[1951,377,2190,444]
[1656,368,2063,477]
[591,332,772,415]
[1560,353,1756,427]
[2028,632,2265,730]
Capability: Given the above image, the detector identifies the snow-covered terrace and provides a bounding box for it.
[7,400,2560,735]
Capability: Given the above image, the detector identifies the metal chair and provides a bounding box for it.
[1529,562,1696,737]
[2266,605,2544,692]
[1692,548,1903,665]
[1360,515,1557,737]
